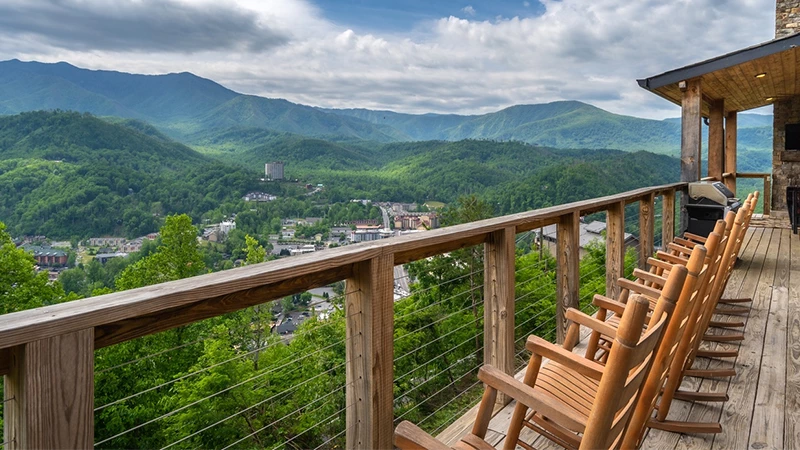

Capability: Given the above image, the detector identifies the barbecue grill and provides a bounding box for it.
[686,181,741,237]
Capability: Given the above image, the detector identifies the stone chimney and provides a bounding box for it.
[773,1,800,211]
[776,0,800,38]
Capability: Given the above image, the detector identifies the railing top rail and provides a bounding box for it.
[0,182,686,352]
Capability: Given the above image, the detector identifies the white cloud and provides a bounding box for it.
[0,0,778,119]
[462,5,477,16]
[523,1,530,7]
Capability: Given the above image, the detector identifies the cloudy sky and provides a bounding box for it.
[0,0,778,119]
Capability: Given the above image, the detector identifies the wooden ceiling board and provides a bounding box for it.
[640,35,800,114]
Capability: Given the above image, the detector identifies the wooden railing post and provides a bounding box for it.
[639,193,655,269]
[605,202,625,299]
[4,328,94,449]
[764,175,771,216]
[345,254,394,450]
[484,226,515,404]
[662,190,675,248]
[556,212,580,344]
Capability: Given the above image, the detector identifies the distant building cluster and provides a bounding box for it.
[21,245,68,267]
[242,192,277,202]
[538,220,638,258]
[393,212,439,231]
[202,220,236,242]
[265,161,285,180]
[351,225,392,242]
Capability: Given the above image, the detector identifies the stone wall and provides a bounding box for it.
[772,1,800,210]
[772,97,800,209]
[777,0,800,38]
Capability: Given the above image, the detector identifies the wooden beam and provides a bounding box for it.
[605,201,625,299]
[708,99,724,180]
[556,212,580,344]
[4,328,94,449]
[680,78,703,234]
[345,255,395,450]
[662,189,676,248]
[765,175,772,216]
[639,193,655,269]
[725,111,738,193]
[484,226,516,405]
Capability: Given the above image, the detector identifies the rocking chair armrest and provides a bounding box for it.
[632,268,668,287]
[647,257,675,273]
[617,278,662,300]
[565,308,617,340]
[395,421,453,450]
[683,232,708,243]
[655,250,689,266]
[525,335,604,380]
[478,365,586,432]
[673,236,698,248]
[593,294,626,315]
[666,242,693,256]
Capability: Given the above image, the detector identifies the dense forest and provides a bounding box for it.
[0,111,684,239]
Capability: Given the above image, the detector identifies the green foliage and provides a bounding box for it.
[116,214,205,290]
[0,111,275,238]
[243,234,266,265]
[0,221,65,314]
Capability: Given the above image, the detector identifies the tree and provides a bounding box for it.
[243,234,266,265]
[116,214,206,290]
[0,221,65,314]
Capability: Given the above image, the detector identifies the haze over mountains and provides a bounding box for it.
[0,59,773,156]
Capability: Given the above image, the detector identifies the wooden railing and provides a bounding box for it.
[735,172,771,215]
[0,182,686,449]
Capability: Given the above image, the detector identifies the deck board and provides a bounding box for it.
[431,223,798,450]
[784,228,800,449]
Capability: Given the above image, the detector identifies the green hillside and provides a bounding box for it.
[0,60,409,142]
[0,111,270,238]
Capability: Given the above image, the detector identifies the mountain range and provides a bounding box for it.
[0,59,774,158]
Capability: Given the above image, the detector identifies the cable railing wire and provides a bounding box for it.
[95,316,355,412]
[96,336,207,374]
[395,352,484,424]
[394,317,480,364]
[394,344,483,404]
[312,423,351,450]
[163,374,349,450]
[394,290,484,341]
[394,330,484,384]
[428,378,485,435]
[222,403,351,450]
[95,335,352,446]
[394,281,484,322]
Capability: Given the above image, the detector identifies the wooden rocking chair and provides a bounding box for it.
[394,293,674,450]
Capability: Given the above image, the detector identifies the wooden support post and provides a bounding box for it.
[605,202,625,299]
[765,175,772,215]
[484,226,516,404]
[708,99,724,180]
[680,78,702,234]
[639,193,655,269]
[556,212,580,344]
[662,189,676,248]
[725,111,738,193]
[4,328,94,449]
[345,254,394,450]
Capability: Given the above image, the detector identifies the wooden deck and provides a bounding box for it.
[437,223,800,449]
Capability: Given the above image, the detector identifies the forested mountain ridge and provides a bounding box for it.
[0,59,408,142]
[0,111,681,239]
[0,59,773,156]
[324,101,774,154]
[0,111,271,238]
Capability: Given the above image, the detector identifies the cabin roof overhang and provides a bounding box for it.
[638,33,800,115]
